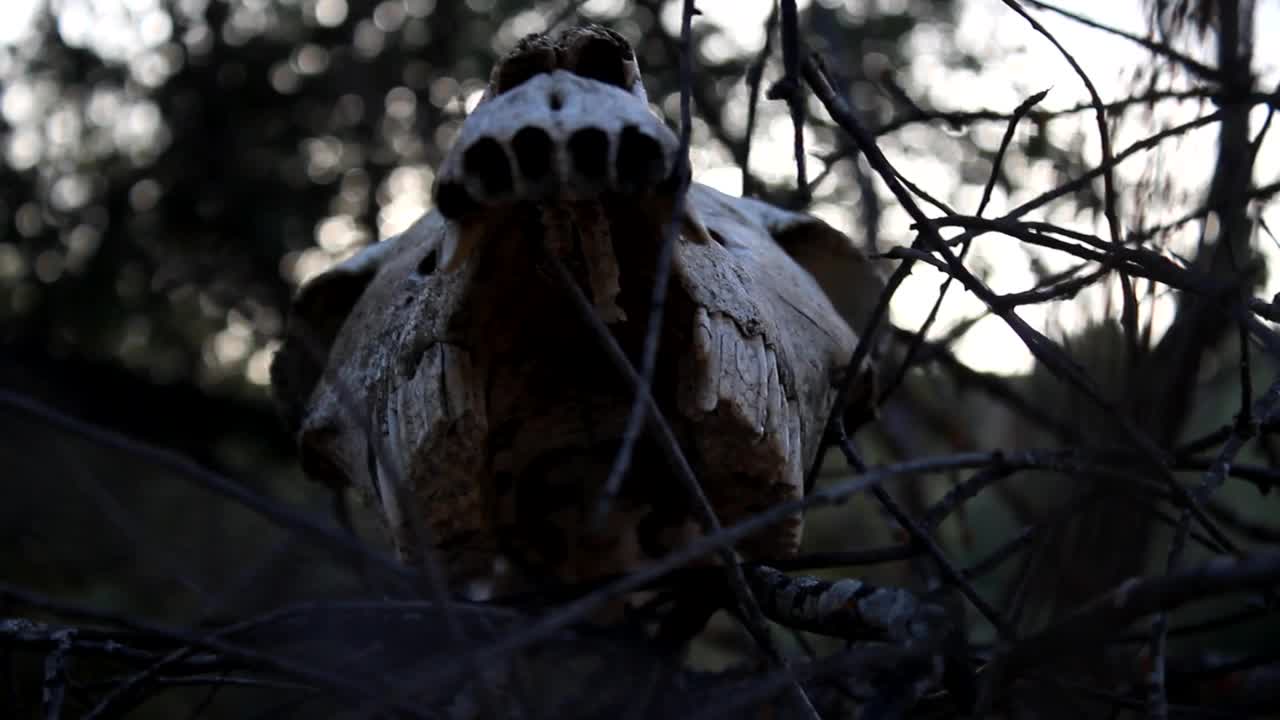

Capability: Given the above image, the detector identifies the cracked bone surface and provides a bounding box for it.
[271,25,883,588]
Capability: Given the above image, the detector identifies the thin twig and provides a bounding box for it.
[774,0,808,199]
[803,55,1239,557]
[740,4,778,197]
[0,585,434,717]
[1001,552,1280,673]
[0,390,416,589]
[1023,0,1222,81]
[836,431,1013,639]
[878,88,1049,405]
[1000,0,1136,359]
[593,0,698,530]
[539,233,820,719]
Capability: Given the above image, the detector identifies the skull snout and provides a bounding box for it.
[434,72,679,220]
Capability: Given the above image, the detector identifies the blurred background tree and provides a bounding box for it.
[3,0,1280,716]
[0,0,976,620]
[0,0,983,461]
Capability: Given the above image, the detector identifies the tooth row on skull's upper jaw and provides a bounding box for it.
[432,71,679,220]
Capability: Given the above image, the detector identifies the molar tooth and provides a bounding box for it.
[764,346,783,441]
[717,315,745,418]
[788,410,803,489]
[778,391,793,462]
[690,307,719,413]
[737,334,767,436]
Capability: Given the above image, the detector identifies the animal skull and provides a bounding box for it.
[271,26,882,588]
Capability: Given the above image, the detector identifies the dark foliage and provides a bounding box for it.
[1,0,1278,717]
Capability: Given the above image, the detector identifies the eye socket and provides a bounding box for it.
[495,59,552,95]
[493,40,558,95]
[571,37,631,89]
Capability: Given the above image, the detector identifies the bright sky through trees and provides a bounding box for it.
[2,0,1276,375]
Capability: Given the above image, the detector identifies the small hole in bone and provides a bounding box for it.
[549,92,563,111]
[616,126,664,192]
[435,181,478,219]
[568,128,609,181]
[512,127,553,183]
[463,138,514,197]
[416,249,437,275]
[572,36,632,89]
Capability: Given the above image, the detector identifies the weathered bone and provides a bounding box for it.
[272,25,883,588]
[438,72,678,210]
[569,201,626,322]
